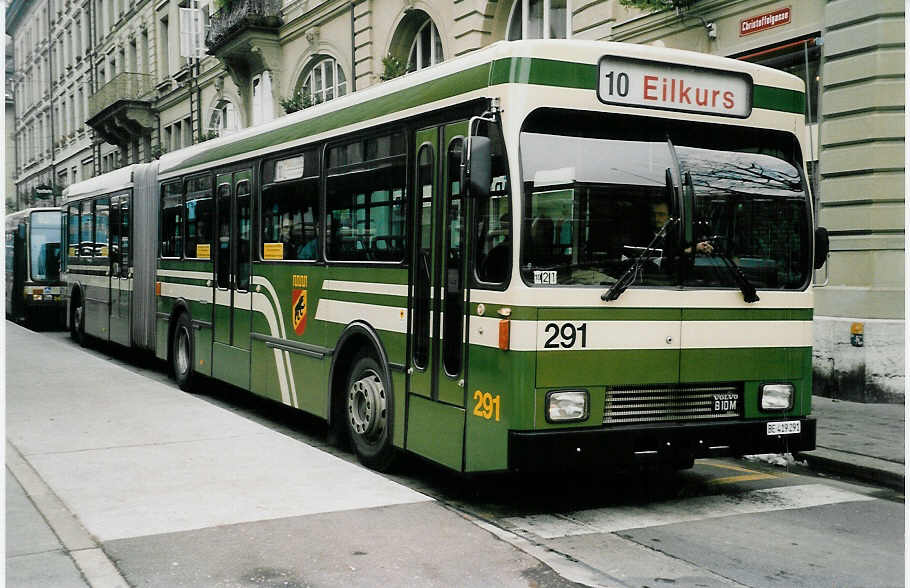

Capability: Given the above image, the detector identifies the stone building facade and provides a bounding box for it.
[7,0,904,401]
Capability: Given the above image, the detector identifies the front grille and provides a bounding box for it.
[604,383,743,425]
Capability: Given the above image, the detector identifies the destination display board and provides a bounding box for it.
[597,56,753,118]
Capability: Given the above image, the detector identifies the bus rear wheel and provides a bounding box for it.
[70,297,86,347]
[172,313,196,392]
[345,354,396,471]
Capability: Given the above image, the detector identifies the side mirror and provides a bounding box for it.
[467,136,491,199]
[814,226,829,269]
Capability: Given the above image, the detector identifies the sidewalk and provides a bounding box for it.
[4,323,581,588]
[800,395,905,491]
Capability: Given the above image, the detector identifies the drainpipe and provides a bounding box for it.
[47,0,57,206]
[350,1,356,93]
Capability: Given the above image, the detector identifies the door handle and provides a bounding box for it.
[206,279,213,287]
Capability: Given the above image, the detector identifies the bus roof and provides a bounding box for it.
[5,207,61,231]
[63,164,137,203]
[65,40,806,189]
[156,40,805,178]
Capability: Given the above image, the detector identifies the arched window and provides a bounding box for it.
[507,0,569,40]
[407,18,443,72]
[208,99,239,137]
[301,57,347,105]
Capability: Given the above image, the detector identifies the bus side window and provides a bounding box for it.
[474,122,511,285]
[160,181,184,258]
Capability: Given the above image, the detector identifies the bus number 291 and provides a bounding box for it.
[543,323,588,349]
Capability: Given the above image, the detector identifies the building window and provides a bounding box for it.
[301,57,346,105]
[408,18,443,72]
[208,99,239,137]
[507,0,569,41]
[740,38,821,124]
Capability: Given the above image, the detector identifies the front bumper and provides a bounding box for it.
[508,418,816,472]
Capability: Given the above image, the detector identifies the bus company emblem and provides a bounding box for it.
[292,289,308,335]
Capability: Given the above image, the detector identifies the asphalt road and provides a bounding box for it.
[8,326,906,588]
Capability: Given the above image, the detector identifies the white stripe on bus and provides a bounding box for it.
[322,280,409,297]
[315,299,408,333]
[681,320,813,349]
[159,281,296,407]
[469,287,813,310]
[251,276,298,409]
[156,269,212,281]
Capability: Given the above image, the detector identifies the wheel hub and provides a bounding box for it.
[176,328,189,375]
[348,370,386,439]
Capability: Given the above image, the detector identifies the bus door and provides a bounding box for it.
[109,194,131,346]
[211,169,253,389]
[407,121,469,469]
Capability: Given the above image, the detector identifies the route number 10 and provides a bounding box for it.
[603,71,630,97]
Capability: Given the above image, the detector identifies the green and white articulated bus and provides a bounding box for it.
[63,40,828,473]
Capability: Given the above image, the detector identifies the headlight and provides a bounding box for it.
[761,383,794,411]
[546,389,588,422]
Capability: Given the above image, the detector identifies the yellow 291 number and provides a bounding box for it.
[473,390,501,421]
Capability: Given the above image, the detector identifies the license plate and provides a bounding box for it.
[767,420,801,436]
[712,393,740,414]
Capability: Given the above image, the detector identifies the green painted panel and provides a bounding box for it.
[681,308,813,321]
[391,371,406,448]
[177,65,491,172]
[289,352,328,418]
[679,346,809,382]
[193,325,213,377]
[537,349,680,387]
[464,344,537,472]
[753,84,805,114]
[490,57,597,89]
[538,307,680,321]
[212,342,250,389]
[250,338,279,403]
[406,394,464,471]
[155,316,169,361]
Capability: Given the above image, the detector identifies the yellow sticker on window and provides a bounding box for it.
[196,244,211,259]
[263,242,284,260]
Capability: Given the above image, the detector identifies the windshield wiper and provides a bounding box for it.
[681,168,759,303]
[602,217,677,302]
[710,250,760,303]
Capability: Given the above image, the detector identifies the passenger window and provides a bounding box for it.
[67,204,79,258]
[80,200,93,257]
[474,122,511,284]
[326,132,407,262]
[160,181,183,258]
[94,198,110,259]
[185,176,214,259]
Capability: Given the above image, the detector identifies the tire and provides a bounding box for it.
[345,354,396,471]
[70,296,86,347]
[172,313,196,392]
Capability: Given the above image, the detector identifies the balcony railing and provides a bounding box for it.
[205,0,283,53]
[88,72,152,120]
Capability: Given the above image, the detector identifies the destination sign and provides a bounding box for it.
[597,56,753,118]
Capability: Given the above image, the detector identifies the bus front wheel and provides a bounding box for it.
[70,297,86,347]
[345,354,396,471]
[172,313,196,392]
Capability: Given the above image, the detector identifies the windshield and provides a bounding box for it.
[30,211,62,282]
[519,110,811,290]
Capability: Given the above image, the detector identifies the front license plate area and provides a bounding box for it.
[712,393,740,415]
[767,420,801,436]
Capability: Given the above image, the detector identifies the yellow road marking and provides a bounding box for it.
[701,460,764,474]
[708,472,778,485]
